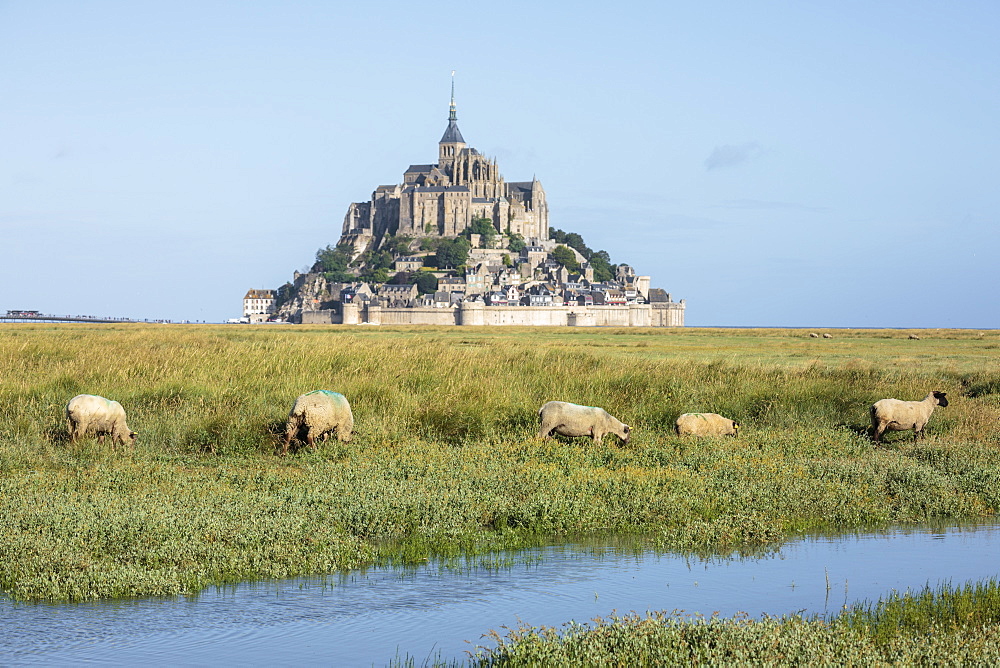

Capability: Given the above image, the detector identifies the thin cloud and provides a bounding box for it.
[704,142,763,171]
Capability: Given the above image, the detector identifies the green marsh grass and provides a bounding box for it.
[1,324,998,601]
[461,579,1000,666]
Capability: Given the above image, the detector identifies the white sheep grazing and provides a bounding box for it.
[822,333,833,339]
[870,391,948,444]
[675,413,739,437]
[283,390,354,454]
[66,394,136,446]
[537,401,630,445]
[809,333,820,338]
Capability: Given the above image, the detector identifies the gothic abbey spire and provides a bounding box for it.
[340,79,549,244]
[439,72,465,169]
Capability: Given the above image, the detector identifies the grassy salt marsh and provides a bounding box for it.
[1,324,998,602]
[457,580,1000,666]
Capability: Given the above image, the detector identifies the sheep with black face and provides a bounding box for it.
[870,391,948,443]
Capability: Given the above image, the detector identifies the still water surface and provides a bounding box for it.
[3,522,998,666]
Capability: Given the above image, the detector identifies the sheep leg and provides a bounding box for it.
[69,419,87,444]
[282,417,301,455]
[872,423,885,444]
[306,430,316,449]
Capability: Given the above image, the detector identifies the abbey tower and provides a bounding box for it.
[339,82,549,256]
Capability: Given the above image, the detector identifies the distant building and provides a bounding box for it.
[393,256,425,272]
[339,83,548,259]
[379,283,419,307]
[261,79,686,327]
[243,289,276,318]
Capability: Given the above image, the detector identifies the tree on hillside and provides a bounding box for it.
[408,271,438,294]
[507,233,526,254]
[360,267,390,284]
[563,232,591,258]
[274,282,294,310]
[314,244,355,282]
[467,217,497,247]
[551,245,579,271]
[588,249,615,282]
[314,244,352,273]
[435,237,470,269]
[372,250,393,271]
[546,229,620,280]
[386,235,414,256]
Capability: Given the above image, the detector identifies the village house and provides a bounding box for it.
[243,290,276,321]
[593,289,627,306]
[438,276,467,294]
[379,283,419,307]
[485,291,507,306]
[393,256,425,272]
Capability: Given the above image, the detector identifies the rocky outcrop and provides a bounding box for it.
[277,273,337,320]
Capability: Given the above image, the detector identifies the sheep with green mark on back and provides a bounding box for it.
[537,401,630,446]
[283,390,353,454]
[66,394,137,447]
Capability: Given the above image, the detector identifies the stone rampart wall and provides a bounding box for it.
[296,302,684,327]
[374,307,458,326]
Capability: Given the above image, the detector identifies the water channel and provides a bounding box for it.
[3,521,998,666]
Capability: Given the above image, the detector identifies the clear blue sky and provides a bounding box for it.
[2,1,997,326]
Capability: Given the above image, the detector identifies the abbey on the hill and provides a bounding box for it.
[339,80,549,258]
[245,79,685,327]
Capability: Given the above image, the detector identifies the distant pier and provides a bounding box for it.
[2,310,150,324]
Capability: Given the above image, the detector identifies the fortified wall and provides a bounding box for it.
[300,301,684,327]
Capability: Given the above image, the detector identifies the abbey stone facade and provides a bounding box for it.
[339,88,549,257]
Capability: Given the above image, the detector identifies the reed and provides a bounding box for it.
[1,324,998,601]
[462,580,1000,665]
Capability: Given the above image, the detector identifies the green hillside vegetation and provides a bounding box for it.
[307,227,616,288]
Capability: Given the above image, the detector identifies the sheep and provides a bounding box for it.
[908,334,921,340]
[65,394,136,446]
[283,390,354,454]
[537,401,630,445]
[870,391,948,444]
[822,333,833,339]
[809,333,820,338]
[675,413,739,437]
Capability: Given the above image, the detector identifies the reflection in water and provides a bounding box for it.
[2,522,999,667]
